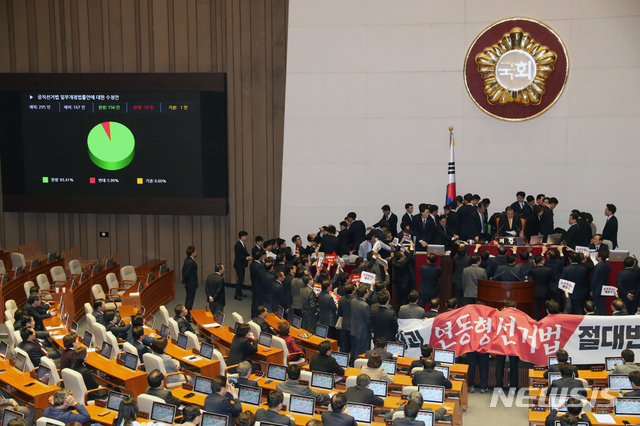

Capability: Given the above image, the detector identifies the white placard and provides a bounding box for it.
[558,279,575,294]
[372,241,381,252]
[575,246,590,254]
[392,237,399,246]
[360,271,376,284]
[601,286,617,296]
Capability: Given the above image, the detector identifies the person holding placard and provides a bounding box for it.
[559,253,588,315]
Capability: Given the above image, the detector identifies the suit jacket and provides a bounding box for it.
[106,321,131,340]
[413,215,430,245]
[446,210,460,235]
[392,251,415,292]
[589,242,610,258]
[462,209,484,240]
[237,377,259,388]
[365,348,394,360]
[321,234,342,256]
[345,385,384,406]
[511,201,533,219]
[181,256,198,288]
[260,269,276,309]
[43,405,91,424]
[418,264,441,295]
[453,254,472,287]
[309,353,345,376]
[249,260,265,290]
[546,377,586,397]
[529,265,554,298]
[424,309,439,318]
[25,303,52,331]
[602,215,618,249]
[321,411,357,426]
[590,260,611,297]
[349,220,367,251]
[226,336,258,366]
[338,294,354,331]
[132,339,152,360]
[93,310,106,326]
[146,387,182,407]
[174,315,196,334]
[276,381,330,403]
[456,204,475,240]
[560,264,589,300]
[205,272,226,306]
[73,363,108,400]
[432,224,455,247]
[398,303,426,319]
[564,224,581,249]
[617,267,640,299]
[203,393,243,421]
[234,241,250,269]
[545,258,564,284]
[18,340,46,367]
[350,297,372,340]
[318,290,338,327]
[462,264,487,298]
[370,305,398,342]
[498,215,522,236]
[252,316,275,335]
[516,260,533,279]
[393,418,425,426]
[373,213,398,236]
[539,207,554,239]
[300,286,318,330]
[623,388,640,397]
[412,369,452,388]
[255,408,295,426]
[492,264,522,282]
[486,255,507,279]
[611,362,640,376]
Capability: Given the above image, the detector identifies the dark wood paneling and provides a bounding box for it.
[1,0,287,286]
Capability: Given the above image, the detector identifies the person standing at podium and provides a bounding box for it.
[491,254,522,282]
[498,207,522,237]
[462,255,487,306]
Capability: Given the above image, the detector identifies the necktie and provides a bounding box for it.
[509,218,512,228]
[423,219,426,229]
[443,226,447,234]
[481,214,486,233]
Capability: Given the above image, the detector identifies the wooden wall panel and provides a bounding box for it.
[1,0,287,286]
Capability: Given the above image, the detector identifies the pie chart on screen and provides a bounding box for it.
[87,121,135,170]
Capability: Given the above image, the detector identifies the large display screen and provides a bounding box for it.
[0,73,227,215]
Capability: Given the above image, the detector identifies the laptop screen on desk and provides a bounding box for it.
[216,312,225,325]
[177,333,189,349]
[37,365,51,385]
[606,357,625,371]
[547,372,561,386]
[330,351,349,368]
[159,324,170,339]
[145,315,155,330]
[1,409,24,426]
[548,395,570,413]
[267,363,287,381]
[123,352,138,371]
[292,316,302,329]
[548,356,572,367]
[311,371,334,390]
[107,391,128,411]
[416,411,435,426]
[150,401,176,424]
[433,349,455,364]
[418,385,445,404]
[259,332,272,348]
[0,341,8,360]
[345,403,373,424]
[288,395,315,416]
[381,359,397,376]
[200,412,228,426]
[368,380,388,397]
[609,375,633,390]
[199,342,214,360]
[614,397,640,416]
[100,342,113,359]
[435,365,450,379]
[315,324,328,339]
[194,376,213,395]
[386,342,405,358]
[276,306,284,320]
[14,353,27,373]
[83,331,93,348]
[238,385,262,406]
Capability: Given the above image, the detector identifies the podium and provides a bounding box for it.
[477,279,535,317]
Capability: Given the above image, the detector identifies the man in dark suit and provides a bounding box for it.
[181,245,198,313]
[399,291,427,319]
[392,246,415,307]
[393,400,425,426]
[372,205,398,237]
[250,250,266,318]
[560,253,589,315]
[543,349,579,379]
[174,304,197,334]
[350,285,372,360]
[412,359,452,388]
[564,214,581,249]
[346,212,367,251]
[617,256,640,315]
[145,369,182,407]
[318,281,338,339]
[365,337,394,359]
[589,234,610,258]
[252,305,277,335]
[321,393,357,426]
[418,254,441,307]
[590,250,611,316]
[485,245,508,278]
[511,191,533,219]
[233,231,251,301]
[276,365,330,403]
[444,203,460,235]
[309,340,345,375]
[236,361,259,387]
[529,255,554,320]
[25,294,53,331]
[453,246,472,303]
[320,225,342,256]
[463,202,488,241]
[432,215,458,248]
[602,204,619,249]
[132,326,152,360]
[255,391,295,426]
[92,299,106,325]
[370,290,398,342]
[624,371,640,397]
[456,194,475,240]
[18,327,48,368]
[338,283,355,356]
[412,204,431,249]
[205,264,226,314]
[272,271,289,314]
[498,207,522,237]
[425,205,439,243]
[203,376,243,422]
[345,374,384,406]
[492,254,522,282]
[402,203,414,232]
[546,363,587,397]
[424,299,440,318]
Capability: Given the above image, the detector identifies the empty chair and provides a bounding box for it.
[36,419,65,426]
[19,243,34,262]
[14,347,35,372]
[5,309,14,325]
[85,314,96,338]
[142,353,187,389]
[50,266,69,287]
[211,348,227,373]
[345,376,357,388]
[6,321,19,354]
[92,284,119,310]
[354,358,368,369]
[137,394,164,415]
[40,356,61,385]
[23,281,35,299]
[232,312,244,325]
[0,259,6,275]
[4,299,16,314]
[111,253,121,266]
[61,250,73,272]
[105,273,126,300]
[92,323,108,350]
[29,241,48,263]
[10,252,26,270]
[158,306,171,328]
[167,318,180,340]
[61,368,107,405]
[71,246,98,270]
[271,335,306,366]
[69,259,83,276]
[84,302,93,316]
[119,265,139,287]
[299,370,312,383]
[402,386,418,397]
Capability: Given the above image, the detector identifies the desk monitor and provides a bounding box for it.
[37,364,51,385]
[0,341,8,360]
[194,376,213,395]
[288,395,315,416]
[14,352,27,373]
[106,258,115,268]
[92,264,101,275]
[610,250,630,262]
[330,351,350,368]
[258,332,272,348]
[177,333,189,350]
[145,315,155,330]
[548,372,562,386]
[548,356,572,367]
[433,349,456,365]
[29,259,39,269]
[140,305,146,316]
[267,363,287,382]
[150,401,177,425]
[71,321,78,333]
[345,403,373,424]
[137,280,144,293]
[434,365,450,380]
[123,352,138,371]
[215,312,225,326]
[1,409,24,426]
[368,380,388,397]
[200,412,228,426]
[276,306,284,320]
[609,375,633,390]
[315,324,328,339]
[292,315,302,329]
[14,265,24,276]
[311,371,334,390]
[415,410,435,426]
[381,359,397,376]
[100,342,113,360]
[418,385,445,405]
[199,342,214,360]
[0,275,8,286]
[606,357,625,371]
[63,311,69,325]
[80,270,88,282]
[386,342,405,358]
[547,234,562,245]
[529,235,544,245]
[614,397,640,416]
[237,385,262,406]
[548,395,570,413]
[107,390,128,411]
[83,331,93,348]
[47,252,57,263]
[427,245,446,256]
[159,324,170,339]
[233,322,240,334]
[159,264,168,275]
[70,278,78,291]
[146,272,153,285]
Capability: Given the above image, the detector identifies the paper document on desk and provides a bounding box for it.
[53,334,65,340]
[183,355,202,362]
[87,348,96,352]
[203,323,220,328]
[45,325,65,330]
[592,414,615,423]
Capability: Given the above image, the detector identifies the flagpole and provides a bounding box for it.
[446,126,456,206]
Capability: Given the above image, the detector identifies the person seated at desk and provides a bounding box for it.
[365,337,395,360]
[131,326,152,361]
[60,332,78,370]
[277,321,304,363]
[174,304,197,334]
[181,404,203,426]
[150,336,186,385]
[93,299,107,326]
[321,393,356,426]
[105,310,131,341]
[611,349,640,375]
[544,349,578,379]
[546,363,586,398]
[226,323,259,371]
[412,359,452,389]
[145,369,182,407]
[24,294,55,332]
[237,411,256,426]
[623,371,640,396]
[204,376,243,422]
[384,390,447,422]
[18,327,54,368]
[310,340,345,376]
[409,344,434,371]
[276,364,331,403]
[345,374,383,407]
[360,352,394,384]
[0,395,34,426]
[20,315,60,360]
[253,305,277,335]
[42,389,91,424]
[126,314,155,345]
[255,390,296,426]
[393,400,424,426]
[71,347,108,400]
[113,397,142,426]
[544,397,591,426]
[237,361,259,387]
